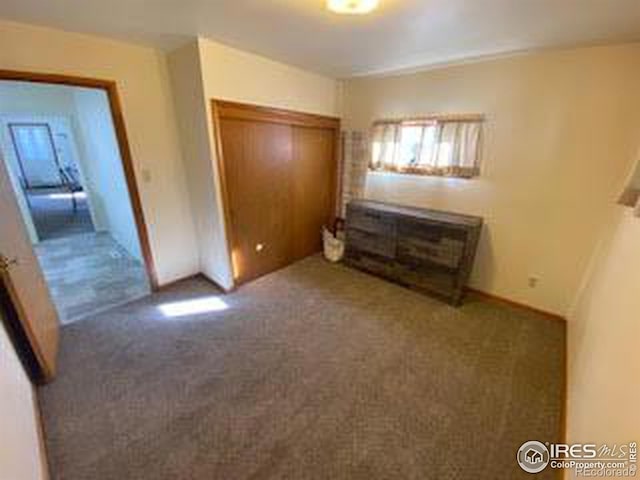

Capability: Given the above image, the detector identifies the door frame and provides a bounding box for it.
[211,99,341,287]
[0,69,159,290]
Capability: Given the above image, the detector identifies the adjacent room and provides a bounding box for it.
[0,81,151,324]
[0,1,639,480]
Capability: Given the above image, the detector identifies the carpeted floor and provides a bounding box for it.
[39,256,565,479]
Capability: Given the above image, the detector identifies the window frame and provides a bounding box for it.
[369,114,484,179]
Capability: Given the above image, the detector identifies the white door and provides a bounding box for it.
[0,147,59,380]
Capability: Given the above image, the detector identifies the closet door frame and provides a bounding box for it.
[211,99,341,287]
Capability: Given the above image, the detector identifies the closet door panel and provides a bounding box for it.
[219,118,293,284]
[292,126,337,261]
[215,100,339,286]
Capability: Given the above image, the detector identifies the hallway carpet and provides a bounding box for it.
[39,256,565,479]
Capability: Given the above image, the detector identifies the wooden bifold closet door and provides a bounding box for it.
[213,100,340,285]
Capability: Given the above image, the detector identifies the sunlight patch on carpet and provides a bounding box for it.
[158,296,229,318]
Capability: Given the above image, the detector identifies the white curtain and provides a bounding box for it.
[370,119,483,178]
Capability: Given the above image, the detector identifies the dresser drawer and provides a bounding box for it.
[347,205,396,237]
[397,218,467,269]
[346,228,396,259]
[397,218,467,243]
[397,236,465,269]
[343,250,397,279]
[396,264,457,298]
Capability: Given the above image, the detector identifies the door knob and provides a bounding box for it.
[0,254,18,272]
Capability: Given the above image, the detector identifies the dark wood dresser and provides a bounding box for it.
[344,200,483,305]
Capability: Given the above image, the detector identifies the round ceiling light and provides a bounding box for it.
[327,0,379,15]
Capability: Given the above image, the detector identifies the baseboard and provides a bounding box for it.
[467,288,566,322]
[158,273,234,294]
[157,275,194,292]
[199,273,235,293]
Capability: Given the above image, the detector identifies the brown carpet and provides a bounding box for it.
[39,255,565,479]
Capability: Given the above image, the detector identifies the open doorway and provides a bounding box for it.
[8,120,95,240]
[0,78,154,325]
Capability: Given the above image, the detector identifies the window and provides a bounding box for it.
[369,116,483,178]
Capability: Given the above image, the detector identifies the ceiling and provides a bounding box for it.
[2,0,640,77]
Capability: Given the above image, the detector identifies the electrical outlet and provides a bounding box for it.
[528,276,540,288]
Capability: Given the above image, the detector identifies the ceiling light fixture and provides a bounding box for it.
[327,0,379,15]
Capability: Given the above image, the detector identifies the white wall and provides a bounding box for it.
[0,19,199,285]
[169,38,341,289]
[0,80,74,114]
[167,42,215,286]
[197,38,341,116]
[566,205,640,464]
[72,87,142,261]
[0,314,47,480]
[342,44,640,316]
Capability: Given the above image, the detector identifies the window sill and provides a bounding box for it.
[367,169,477,181]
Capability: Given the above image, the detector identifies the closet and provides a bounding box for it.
[213,100,340,285]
